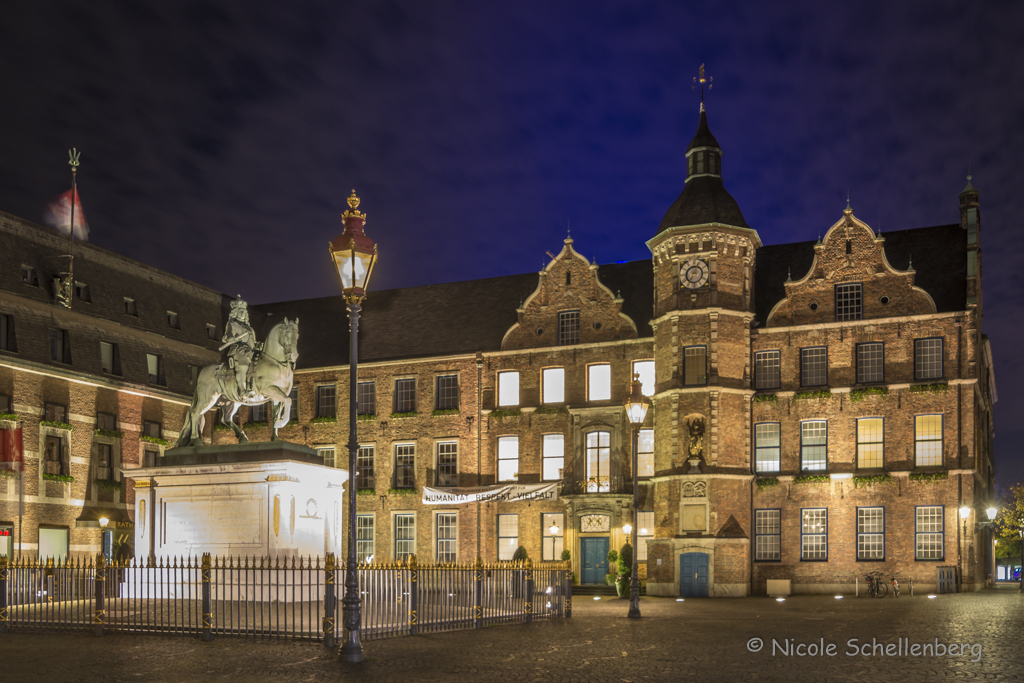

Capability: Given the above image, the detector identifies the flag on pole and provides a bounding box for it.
[1,426,24,472]
[44,189,89,240]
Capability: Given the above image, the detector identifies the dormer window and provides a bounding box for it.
[709,152,717,175]
[124,298,137,316]
[167,311,180,329]
[696,152,704,174]
[74,282,90,302]
[21,265,37,287]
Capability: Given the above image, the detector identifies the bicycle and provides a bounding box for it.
[890,573,900,598]
[866,571,887,598]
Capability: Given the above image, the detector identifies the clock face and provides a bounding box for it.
[680,259,710,289]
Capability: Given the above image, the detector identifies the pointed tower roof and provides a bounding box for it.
[655,105,749,236]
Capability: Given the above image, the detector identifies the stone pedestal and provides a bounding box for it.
[125,441,347,562]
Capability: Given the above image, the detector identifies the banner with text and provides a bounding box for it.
[422,482,558,505]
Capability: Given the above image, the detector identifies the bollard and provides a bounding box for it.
[408,555,418,636]
[0,555,8,633]
[565,563,572,618]
[323,553,336,648]
[94,552,105,637]
[524,558,533,622]
[473,556,483,630]
[201,553,212,641]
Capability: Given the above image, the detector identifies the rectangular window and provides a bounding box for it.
[587,363,611,401]
[357,381,376,416]
[289,388,299,421]
[497,371,519,407]
[435,375,459,411]
[74,282,90,302]
[857,418,884,468]
[356,445,375,490]
[915,415,943,467]
[915,506,944,560]
[394,514,415,561]
[857,507,885,560]
[189,364,199,387]
[835,283,862,321]
[0,394,9,414]
[542,513,564,561]
[542,434,564,481]
[167,311,179,329]
[800,508,828,561]
[754,423,780,473]
[143,421,161,439]
[316,385,336,419]
[856,343,884,383]
[356,515,374,564]
[0,313,10,351]
[436,441,458,487]
[21,265,38,286]
[38,528,69,561]
[632,360,655,396]
[755,509,781,561]
[394,378,416,413]
[558,310,580,345]
[637,428,654,478]
[394,444,415,488]
[43,434,66,475]
[100,341,120,375]
[542,367,564,404]
[436,512,457,563]
[146,354,162,385]
[637,511,655,561]
[49,329,71,364]
[143,448,159,467]
[44,403,68,423]
[206,324,217,339]
[684,346,707,386]
[96,412,117,432]
[497,436,519,482]
[585,431,610,492]
[124,298,137,316]
[800,347,828,387]
[497,514,518,560]
[250,402,267,422]
[317,446,335,468]
[754,350,781,390]
[914,338,943,380]
[800,420,827,471]
[96,443,113,480]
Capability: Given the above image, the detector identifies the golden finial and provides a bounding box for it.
[692,64,713,109]
[342,189,366,220]
[68,148,81,170]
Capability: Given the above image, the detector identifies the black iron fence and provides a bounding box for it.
[0,554,571,642]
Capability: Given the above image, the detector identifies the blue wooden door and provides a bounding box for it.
[581,538,609,585]
[679,552,709,597]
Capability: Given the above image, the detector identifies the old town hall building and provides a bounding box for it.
[0,104,996,596]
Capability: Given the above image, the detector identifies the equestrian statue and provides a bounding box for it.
[176,296,299,447]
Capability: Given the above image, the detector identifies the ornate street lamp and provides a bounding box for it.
[329,189,378,663]
[623,373,650,619]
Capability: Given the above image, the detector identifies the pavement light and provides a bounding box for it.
[593,597,601,600]
[834,595,843,599]
[928,595,938,599]
[776,598,786,602]
[676,598,684,602]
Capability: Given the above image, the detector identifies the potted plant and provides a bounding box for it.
[605,549,619,585]
[616,542,633,598]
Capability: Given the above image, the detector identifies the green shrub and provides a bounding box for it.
[489,408,521,420]
[793,474,831,485]
[386,487,418,497]
[512,545,529,562]
[43,473,75,483]
[0,412,18,422]
[41,420,74,431]
[94,428,124,439]
[909,383,949,394]
[756,477,781,491]
[357,413,378,422]
[794,390,832,401]
[139,435,168,446]
[607,549,619,564]
[94,479,124,491]
[618,543,633,576]
[853,474,894,489]
[849,387,889,402]
[909,471,948,484]
[560,549,571,562]
[753,394,778,403]
[356,488,376,496]
[389,411,418,419]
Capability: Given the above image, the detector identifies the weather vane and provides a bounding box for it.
[692,63,713,106]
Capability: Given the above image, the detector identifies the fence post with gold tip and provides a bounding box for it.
[201,553,212,641]
[408,555,418,636]
[524,557,533,623]
[94,552,105,636]
[323,552,336,648]
[473,556,483,630]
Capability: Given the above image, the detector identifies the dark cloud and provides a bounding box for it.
[2,0,1023,483]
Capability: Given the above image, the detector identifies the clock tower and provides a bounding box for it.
[644,99,762,597]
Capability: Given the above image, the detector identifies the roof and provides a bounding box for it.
[686,108,721,153]
[656,175,751,235]
[251,260,655,368]
[752,224,966,323]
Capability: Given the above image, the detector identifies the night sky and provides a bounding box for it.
[1,2,1023,484]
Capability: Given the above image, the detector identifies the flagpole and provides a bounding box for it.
[66,149,81,309]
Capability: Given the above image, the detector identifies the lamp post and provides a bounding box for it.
[623,373,650,619]
[958,506,971,592]
[329,190,378,663]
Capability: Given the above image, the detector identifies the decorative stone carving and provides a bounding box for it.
[580,514,610,533]
[682,481,708,498]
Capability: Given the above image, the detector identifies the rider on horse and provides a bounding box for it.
[220,296,258,398]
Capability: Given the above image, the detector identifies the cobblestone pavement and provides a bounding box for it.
[2,586,1023,683]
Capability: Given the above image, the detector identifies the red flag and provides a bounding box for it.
[44,189,90,240]
[1,426,23,472]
